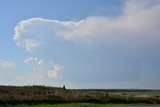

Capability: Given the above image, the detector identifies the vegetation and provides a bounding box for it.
[2,103,160,107]
[0,85,160,106]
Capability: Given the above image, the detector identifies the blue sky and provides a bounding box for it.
[0,0,160,89]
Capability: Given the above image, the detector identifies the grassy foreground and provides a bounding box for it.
[2,103,160,107]
[0,85,160,106]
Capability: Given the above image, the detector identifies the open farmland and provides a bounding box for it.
[0,85,160,107]
[2,103,160,107]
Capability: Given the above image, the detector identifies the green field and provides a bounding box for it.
[2,103,160,107]
[0,103,119,107]
[0,85,160,107]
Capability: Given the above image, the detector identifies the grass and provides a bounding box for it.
[0,85,160,106]
[2,103,107,107]
[2,103,160,107]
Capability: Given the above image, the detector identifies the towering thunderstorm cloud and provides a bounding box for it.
[9,0,160,88]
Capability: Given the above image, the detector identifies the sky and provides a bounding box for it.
[0,0,160,89]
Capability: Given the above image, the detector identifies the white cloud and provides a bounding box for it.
[13,18,47,52]
[0,60,16,68]
[23,39,43,52]
[48,64,62,78]
[13,0,160,51]
[23,57,62,81]
[12,0,160,87]
[24,57,43,67]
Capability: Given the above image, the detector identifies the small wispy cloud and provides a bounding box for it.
[24,57,43,67]
[23,57,62,82]
[48,64,62,78]
[0,60,16,68]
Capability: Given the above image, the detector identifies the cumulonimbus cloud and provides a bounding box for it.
[13,0,160,52]
[12,0,160,87]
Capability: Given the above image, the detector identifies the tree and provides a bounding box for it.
[63,85,66,90]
